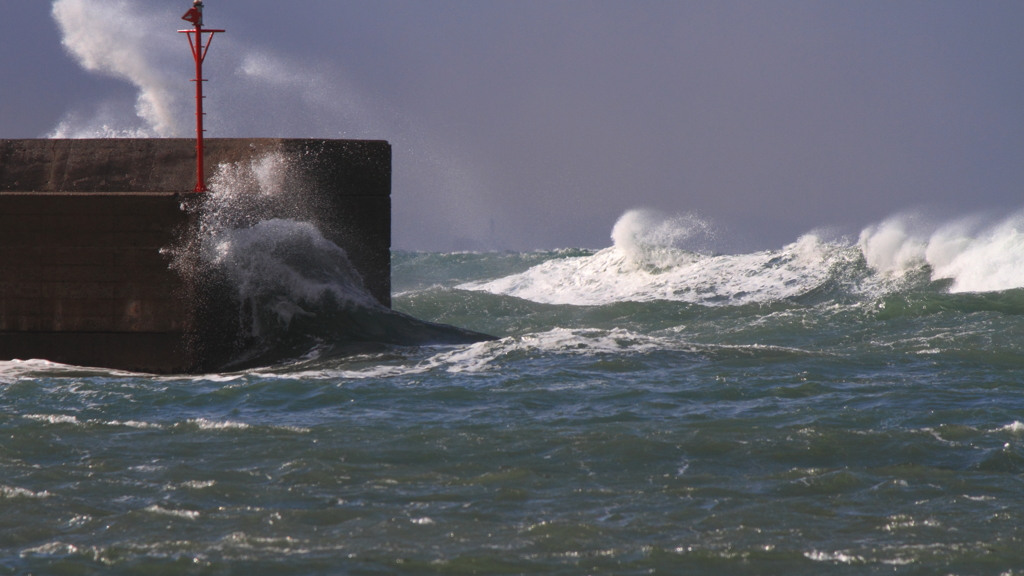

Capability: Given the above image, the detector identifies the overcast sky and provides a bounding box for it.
[2,1,1022,251]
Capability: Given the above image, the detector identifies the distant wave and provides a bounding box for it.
[458,209,864,306]
[859,212,1024,293]
[459,208,1024,306]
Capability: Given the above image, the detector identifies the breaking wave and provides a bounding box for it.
[167,153,492,370]
[460,209,1024,306]
[459,209,864,306]
[859,212,1024,293]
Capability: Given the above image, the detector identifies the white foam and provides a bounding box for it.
[436,328,671,372]
[0,485,52,500]
[359,327,674,376]
[273,425,312,434]
[999,421,1024,434]
[20,542,82,557]
[260,363,430,381]
[0,359,64,383]
[313,328,692,378]
[610,209,715,270]
[174,419,305,433]
[24,414,165,430]
[246,328,670,379]
[805,550,866,564]
[463,208,1024,307]
[144,505,200,520]
[0,359,143,383]
[185,418,251,431]
[461,210,853,306]
[112,420,162,429]
[859,212,1024,293]
[25,414,81,425]
[858,217,929,275]
[260,328,816,380]
[166,153,381,339]
[208,219,378,327]
[129,465,164,472]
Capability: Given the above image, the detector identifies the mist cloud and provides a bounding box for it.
[52,0,183,136]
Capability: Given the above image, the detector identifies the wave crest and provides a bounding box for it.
[461,210,857,306]
[859,213,1024,293]
[166,153,493,370]
[610,209,715,270]
[463,208,1024,307]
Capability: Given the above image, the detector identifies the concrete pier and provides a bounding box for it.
[0,138,391,373]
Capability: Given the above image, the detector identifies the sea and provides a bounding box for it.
[3,195,1024,574]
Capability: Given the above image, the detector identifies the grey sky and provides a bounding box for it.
[2,1,1022,251]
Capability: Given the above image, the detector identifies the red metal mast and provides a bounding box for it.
[179,1,224,193]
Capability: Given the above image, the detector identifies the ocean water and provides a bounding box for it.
[3,204,1024,575]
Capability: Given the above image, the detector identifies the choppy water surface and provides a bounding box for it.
[4,208,1024,574]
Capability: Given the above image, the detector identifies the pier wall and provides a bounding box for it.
[0,138,391,373]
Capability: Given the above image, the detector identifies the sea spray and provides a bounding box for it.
[859,211,1024,293]
[857,216,930,276]
[460,209,1024,307]
[609,209,717,271]
[166,152,369,363]
[460,209,864,306]
[46,0,389,142]
[166,153,492,369]
[51,0,184,137]
[206,219,378,334]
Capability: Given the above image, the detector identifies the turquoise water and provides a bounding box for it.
[4,213,1024,574]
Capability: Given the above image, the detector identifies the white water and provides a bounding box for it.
[859,212,1024,293]
[255,327,685,380]
[169,154,379,338]
[462,209,1024,306]
[207,219,378,331]
[460,209,859,306]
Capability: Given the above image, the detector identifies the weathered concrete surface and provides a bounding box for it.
[0,138,391,373]
[0,138,390,194]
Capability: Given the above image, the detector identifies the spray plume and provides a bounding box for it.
[859,212,1024,293]
[51,0,183,136]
